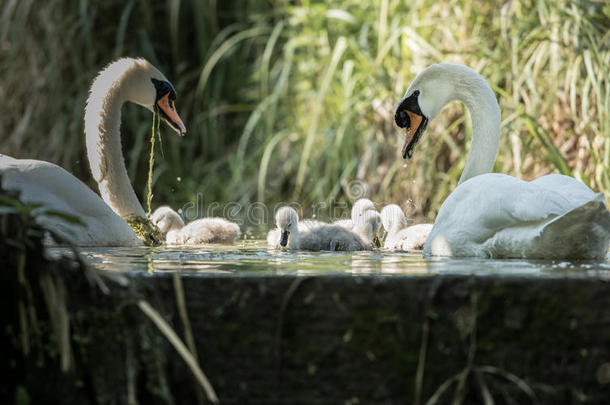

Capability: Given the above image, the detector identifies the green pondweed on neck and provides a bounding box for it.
[156,110,164,159]
[146,112,158,219]
[126,214,162,246]
[132,111,164,247]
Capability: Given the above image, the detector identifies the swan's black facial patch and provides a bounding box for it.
[395,90,423,127]
[395,90,428,160]
[151,78,177,101]
[151,78,186,134]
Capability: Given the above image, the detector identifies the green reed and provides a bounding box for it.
[1,0,608,222]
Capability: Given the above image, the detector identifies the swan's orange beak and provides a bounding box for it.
[401,110,423,159]
[395,91,428,159]
[156,93,186,135]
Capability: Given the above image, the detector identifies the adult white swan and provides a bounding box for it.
[394,63,610,259]
[0,58,186,246]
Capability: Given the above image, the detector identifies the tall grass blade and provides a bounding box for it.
[138,300,219,404]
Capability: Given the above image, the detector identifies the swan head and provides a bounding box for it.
[351,199,380,246]
[394,63,471,159]
[98,58,187,134]
[351,198,376,221]
[354,210,382,248]
[275,206,299,247]
[380,204,408,232]
[150,206,185,234]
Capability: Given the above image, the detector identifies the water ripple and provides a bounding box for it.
[48,241,610,278]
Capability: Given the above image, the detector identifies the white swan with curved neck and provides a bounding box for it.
[86,58,185,219]
[0,58,185,246]
[395,63,610,259]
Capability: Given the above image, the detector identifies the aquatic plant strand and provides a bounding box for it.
[156,111,164,159]
[146,112,158,219]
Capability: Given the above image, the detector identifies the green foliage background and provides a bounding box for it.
[1,0,609,222]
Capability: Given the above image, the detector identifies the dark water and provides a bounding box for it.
[50,241,610,278]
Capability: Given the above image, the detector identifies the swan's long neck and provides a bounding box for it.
[450,72,501,184]
[389,221,405,235]
[84,66,146,219]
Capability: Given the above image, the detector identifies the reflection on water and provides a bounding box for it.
[49,240,610,278]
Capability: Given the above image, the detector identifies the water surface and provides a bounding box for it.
[52,241,610,279]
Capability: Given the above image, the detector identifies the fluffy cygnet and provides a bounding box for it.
[151,206,241,245]
[334,198,377,229]
[272,206,379,251]
[380,204,433,250]
[266,214,324,246]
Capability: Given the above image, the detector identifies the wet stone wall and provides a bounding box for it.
[127,273,610,404]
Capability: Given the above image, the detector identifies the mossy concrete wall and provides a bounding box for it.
[6,272,610,404]
[130,274,610,404]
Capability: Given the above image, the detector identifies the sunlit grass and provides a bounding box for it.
[1,0,608,223]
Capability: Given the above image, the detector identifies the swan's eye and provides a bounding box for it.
[413,90,420,97]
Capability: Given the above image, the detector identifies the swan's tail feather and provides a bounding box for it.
[539,194,610,260]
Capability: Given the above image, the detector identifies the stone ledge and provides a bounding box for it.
[129,273,610,404]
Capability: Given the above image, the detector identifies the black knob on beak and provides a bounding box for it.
[395,109,410,128]
[395,91,421,128]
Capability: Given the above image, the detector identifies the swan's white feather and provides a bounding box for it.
[0,155,141,246]
[266,219,324,246]
[270,206,377,251]
[393,224,434,251]
[380,204,432,250]
[423,173,608,258]
[168,218,241,244]
[333,198,377,229]
[151,206,241,245]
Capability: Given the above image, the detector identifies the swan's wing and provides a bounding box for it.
[437,173,572,229]
[530,174,597,206]
[2,159,110,216]
[427,173,578,256]
[536,193,610,260]
[0,157,140,245]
